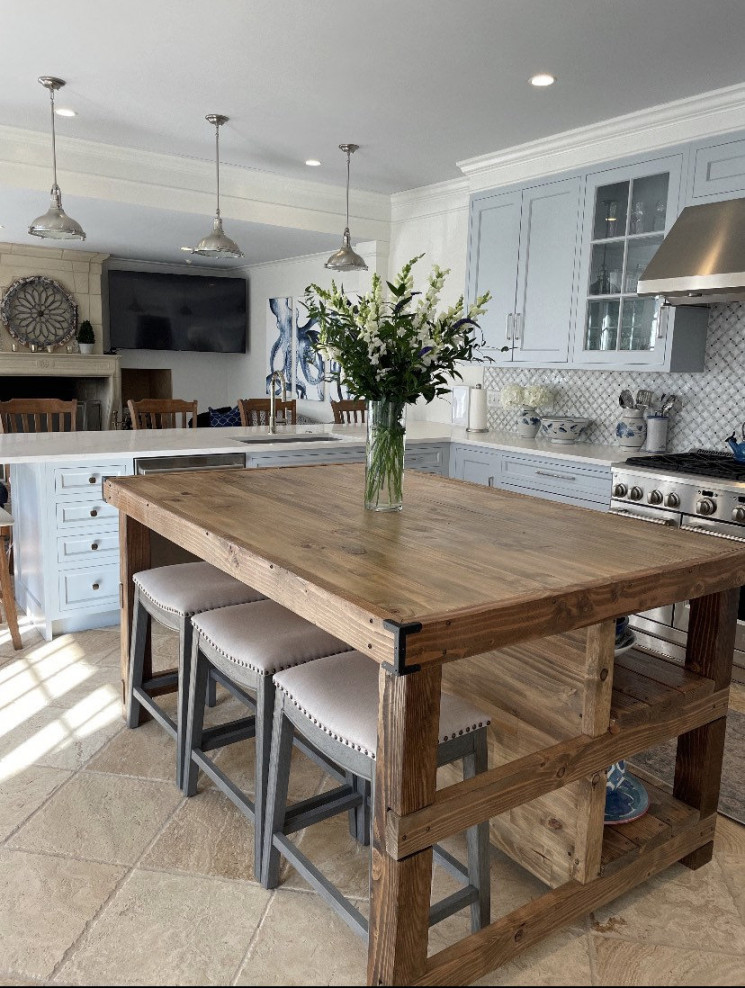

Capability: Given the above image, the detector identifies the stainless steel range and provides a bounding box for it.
[611,449,745,680]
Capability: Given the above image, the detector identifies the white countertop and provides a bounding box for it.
[0,420,624,466]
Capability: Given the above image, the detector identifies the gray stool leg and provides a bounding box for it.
[261,697,295,890]
[464,730,491,931]
[253,677,274,881]
[206,671,217,708]
[347,775,370,846]
[126,589,149,729]
[176,616,195,791]
[184,637,209,797]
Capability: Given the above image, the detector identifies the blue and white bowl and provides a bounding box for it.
[539,416,590,444]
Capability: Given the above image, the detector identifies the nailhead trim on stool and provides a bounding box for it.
[183,600,354,880]
[262,651,492,939]
[126,562,265,790]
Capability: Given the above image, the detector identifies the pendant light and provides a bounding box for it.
[325,143,367,272]
[28,77,86,240]
[189,114,243,259]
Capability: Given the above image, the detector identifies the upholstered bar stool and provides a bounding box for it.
[262,651,491,938]
[127,561,265,787]
[183,600,354,879]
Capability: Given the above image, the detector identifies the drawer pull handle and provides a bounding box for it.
[90,508,98,517]
[536,470,574,481]
[487,476,495,487]
[92,582,100,591]
[88,476,97,484]
[91,542,99,551]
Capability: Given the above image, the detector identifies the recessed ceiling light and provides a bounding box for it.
[55,107,77,117]
[529,73,556,87]
[305,159,321,167]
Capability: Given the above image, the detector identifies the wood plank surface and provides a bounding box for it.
[104,466,745,666]
[416,816,715,987]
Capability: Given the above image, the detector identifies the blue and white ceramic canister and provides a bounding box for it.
[616,408,647,449]
[517,406,541,438]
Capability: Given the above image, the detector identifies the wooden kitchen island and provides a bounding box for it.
[104,463,745,986]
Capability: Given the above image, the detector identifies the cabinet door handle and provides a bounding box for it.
[513,313,523,342]
[90,542,99,551]
[90,508,98,517]
[487,476,495,487]
[92,582,100,591]
[536,470,574,480]
[505,313,513,343]
[654,298,668,341]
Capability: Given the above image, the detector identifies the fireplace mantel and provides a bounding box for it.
[0,352,120,428]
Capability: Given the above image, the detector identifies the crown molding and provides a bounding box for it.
[459,82,745,192]
[0,124,390,240]
[391,177,469,222]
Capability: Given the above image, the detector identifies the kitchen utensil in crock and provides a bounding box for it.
[619,389,634,408]
[635,388,653,409]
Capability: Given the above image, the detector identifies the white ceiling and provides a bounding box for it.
[2,0,745,263]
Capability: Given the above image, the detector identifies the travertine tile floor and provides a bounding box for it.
[2,615,745,986]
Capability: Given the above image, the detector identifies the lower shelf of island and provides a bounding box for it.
[440,630,722,890]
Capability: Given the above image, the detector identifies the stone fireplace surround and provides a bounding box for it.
[0,351,120,429]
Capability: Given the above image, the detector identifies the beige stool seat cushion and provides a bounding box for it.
[192,600,352,685]
[274,651,491,759]
[134,562,263,618]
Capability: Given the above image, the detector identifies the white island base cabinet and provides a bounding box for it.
[13,459,133,640]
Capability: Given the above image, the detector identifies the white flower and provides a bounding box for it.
[523,384,554,409]
[500,384,525,409]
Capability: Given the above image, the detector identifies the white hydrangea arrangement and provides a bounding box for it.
[500,383,554,410]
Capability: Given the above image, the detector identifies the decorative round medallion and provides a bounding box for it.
[1,275,78,348]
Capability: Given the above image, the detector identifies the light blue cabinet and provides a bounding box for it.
[450,444,501,487]
[467,178,581,365]
[687,133,745,203]
[571,154,707,371]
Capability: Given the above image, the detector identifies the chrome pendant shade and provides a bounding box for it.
[29,77,86,241]
[190,114,243,259]
[325,143,367,272]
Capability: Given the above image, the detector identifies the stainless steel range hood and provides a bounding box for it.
[637,198,745,305]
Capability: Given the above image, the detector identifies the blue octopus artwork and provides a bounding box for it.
[294,307,324,401]
[266,297,294,395]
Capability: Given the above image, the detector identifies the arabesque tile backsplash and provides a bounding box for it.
[484,302,745,453]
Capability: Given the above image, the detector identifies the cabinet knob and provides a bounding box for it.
[90,508,98,517]
[92,582,100,591]
[88,476,97,484]
[91,542,99,551]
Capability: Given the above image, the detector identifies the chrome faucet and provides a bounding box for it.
[268,369,288,434]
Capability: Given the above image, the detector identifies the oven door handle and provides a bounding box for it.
[681,520,745,542]
[610,508,678,527]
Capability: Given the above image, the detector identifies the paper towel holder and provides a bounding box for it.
[466,384,489,433]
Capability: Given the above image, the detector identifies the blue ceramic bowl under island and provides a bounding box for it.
[539,416,591,444]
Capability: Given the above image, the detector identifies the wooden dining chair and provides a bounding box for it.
[0,398,78,434]
[128,398,198,429]
[330,399,366,424]
[0,507,22,650]
[237,398,297,427]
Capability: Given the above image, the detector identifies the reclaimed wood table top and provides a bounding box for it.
[104,463,745,665]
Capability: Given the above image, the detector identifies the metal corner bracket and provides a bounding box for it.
[382,619,423,676]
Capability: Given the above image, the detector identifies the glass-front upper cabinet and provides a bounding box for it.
[573,155,684,367]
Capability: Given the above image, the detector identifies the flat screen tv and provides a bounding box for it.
[107,269,247,353]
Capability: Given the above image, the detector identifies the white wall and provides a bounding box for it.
[104,256,247,412]
[388,181,482,424]
[234,241,387,423]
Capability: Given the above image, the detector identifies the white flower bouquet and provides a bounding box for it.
[500,384,526,410]
[522,384,554,410]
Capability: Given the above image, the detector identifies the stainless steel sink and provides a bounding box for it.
[234,434,340,445]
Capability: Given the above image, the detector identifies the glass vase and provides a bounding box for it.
[365,399,407,511]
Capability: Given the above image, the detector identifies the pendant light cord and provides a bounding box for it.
[215,121,221,219]
[49,86,59,192]
[345,149,351,228]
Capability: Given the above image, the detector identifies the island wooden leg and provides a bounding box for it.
[674,587,739,869]
[368,661,442,986]
[119,512,151,718]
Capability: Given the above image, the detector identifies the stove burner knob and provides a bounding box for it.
[629,486,644,502]
[733,507,745,523]
[612,483,628,498]
[664,492,680,508]
[696,497,716,516]
[647,489,663,505]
